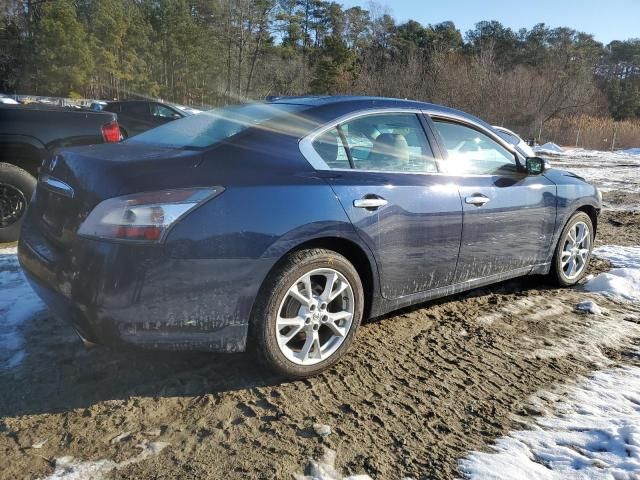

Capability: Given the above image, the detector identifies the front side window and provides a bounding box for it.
[311,112,437,173]
[432,120,517,175]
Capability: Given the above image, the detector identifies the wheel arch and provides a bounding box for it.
[575,204,599,237]
[543,202,600,272]
[250,235,378,332]
[0,136,47,177]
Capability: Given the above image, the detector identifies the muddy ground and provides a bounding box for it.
[1,190,639,479]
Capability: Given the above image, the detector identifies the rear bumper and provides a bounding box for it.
[18,222,271,352]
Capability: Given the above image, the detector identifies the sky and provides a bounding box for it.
[340,0,640,45]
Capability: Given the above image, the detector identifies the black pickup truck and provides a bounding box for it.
[0,105,120,242]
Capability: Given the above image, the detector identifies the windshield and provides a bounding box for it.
[494,129,520,146]
[126,103,307,148]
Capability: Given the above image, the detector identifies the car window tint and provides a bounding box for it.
[126,103,308,148]
[312,128,350,169]
[340,113,437,173]
[121,102,148,116]
[103,103,120,113]
[152,103,178,118]
[433,120,517,175]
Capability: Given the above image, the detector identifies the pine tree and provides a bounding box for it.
[31,0,93,97]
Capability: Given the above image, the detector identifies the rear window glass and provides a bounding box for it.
[126,103,308,148]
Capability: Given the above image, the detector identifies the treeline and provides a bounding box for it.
[1,0,640,136]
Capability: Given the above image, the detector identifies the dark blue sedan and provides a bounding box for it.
[18,96,601,377]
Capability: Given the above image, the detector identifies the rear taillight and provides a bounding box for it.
[77,187,224,242]
[101,120,121,143]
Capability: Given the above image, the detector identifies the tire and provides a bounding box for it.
[0,162,36,243]
[252,248,364,378]
[550,211,594,286]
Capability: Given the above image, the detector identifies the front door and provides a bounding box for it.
[308,111,463,299]
[430,118,556,283]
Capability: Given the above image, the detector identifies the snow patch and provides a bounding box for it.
[592,245,640,268]
[575,299,603,315]
[42,441,169,480]
[535,148,640,194]
[294,448,372,480]
[585,268,640,302]
[313,423,332,437]
[460,366,640,479]
[535,142,564,154]
[585,246,640,302]
[0,246,45,370]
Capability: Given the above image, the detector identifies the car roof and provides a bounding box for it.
[268,95,490,127]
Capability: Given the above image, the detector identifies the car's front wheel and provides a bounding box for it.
[550,211,594,286]
[253,248,364,378]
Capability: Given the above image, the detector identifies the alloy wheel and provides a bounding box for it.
[276,268,355,366]
[0,183,27,228]
[561,221,591,280]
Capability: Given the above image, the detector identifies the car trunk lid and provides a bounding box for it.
[32,143,203,246]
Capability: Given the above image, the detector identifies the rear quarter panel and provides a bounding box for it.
[159,132,380,347]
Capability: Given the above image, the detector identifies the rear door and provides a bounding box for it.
[429,117,556,282]
[302,110,463,299]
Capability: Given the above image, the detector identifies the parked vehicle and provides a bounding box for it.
[0,104,120,243]
[89,100,107,111]
[102,100,188,138]
[492,125,535,157]
[0,97,20,105]
[18,96,601,378]
[175,104,203,115]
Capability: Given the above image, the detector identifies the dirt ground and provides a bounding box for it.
[1,192,639,479]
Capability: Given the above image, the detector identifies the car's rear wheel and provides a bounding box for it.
[550,211,594,286]
[253,248,364,378]
[0,163,36,243]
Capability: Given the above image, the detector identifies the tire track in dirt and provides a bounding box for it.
[2,210,640,479]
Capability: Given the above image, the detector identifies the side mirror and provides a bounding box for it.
[526,156,547,175]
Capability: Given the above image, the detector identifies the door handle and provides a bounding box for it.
[465,194,490,206]
[353,197,388,209]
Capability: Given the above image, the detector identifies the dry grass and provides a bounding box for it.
[542,115,640,150]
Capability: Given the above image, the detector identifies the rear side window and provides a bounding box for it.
[151,103,179,118]
[311,112,437,173]
[312,128,350,169]
[126,103,308,148]
[342,113,435,172]
[121,102,149,116]
[433,120,517,175]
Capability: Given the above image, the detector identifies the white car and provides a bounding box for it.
[175,104,203,115]
[492,125,535,158]
[0,97,19,105]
